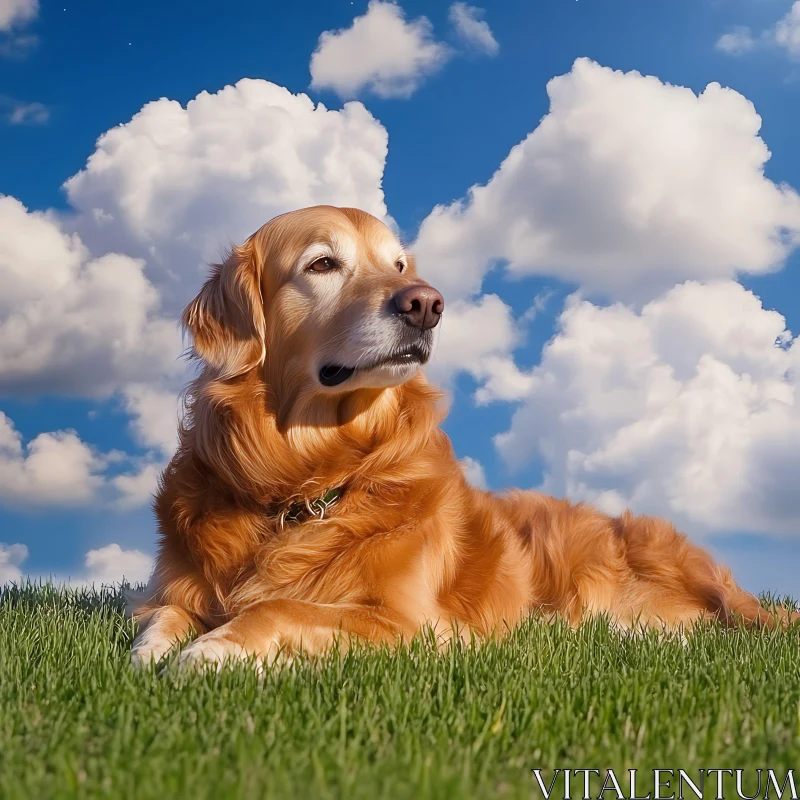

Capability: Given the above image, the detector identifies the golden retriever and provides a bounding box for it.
[130,206,795,669]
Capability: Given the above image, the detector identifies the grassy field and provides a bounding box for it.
[1,584,799,800]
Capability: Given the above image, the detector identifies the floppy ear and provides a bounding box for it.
[182,243,266,379]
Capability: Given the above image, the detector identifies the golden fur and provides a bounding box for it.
[130,206,795,669]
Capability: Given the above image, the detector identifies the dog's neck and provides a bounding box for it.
[188,369,453,507]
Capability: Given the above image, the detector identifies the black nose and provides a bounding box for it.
[391,284,445,331]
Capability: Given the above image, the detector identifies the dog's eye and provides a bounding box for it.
[396,260,405,273]
[308,257,338,273]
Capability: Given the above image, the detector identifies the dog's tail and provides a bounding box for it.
[721,582,800,630]
[612,508,799,631]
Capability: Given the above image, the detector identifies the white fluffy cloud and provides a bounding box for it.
[66,79,389,310]
[109,384,182,509]
[111,462,163,510]
[427,294,533,403]
[0,542,27,584]
[449,3,498,56]
[121,384,181,457]
[459,456,487,489]
[0,0,36,31]
[715,26,757,56]
[0,409,173,509]
[81,543,153,586]
[496,281,800,536]
[414,58,800,304]
[0,196,181,397]
[775,1,800,59]
[309,0,450,99]
[0,198,180,507]
[0,411,111,506]
[109,385,183,508]
[0,541,153,586]
[717,2,800,60]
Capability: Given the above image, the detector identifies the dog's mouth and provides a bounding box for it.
[319,344,429,387]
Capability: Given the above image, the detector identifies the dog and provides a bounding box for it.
[130,205,795,669]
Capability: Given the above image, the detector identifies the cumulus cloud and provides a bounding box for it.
[0,411,111,506]
[0,542,27,584]
[460,456,488,489]
[775,1,800,59]
[80,543,153,586]
[121,384,181,457]
[496,281,800,536]
[0,0,37,57]
[413,58,800,304]
[717,3,800,61]
[449,3,498,56]
[426,294,533,403]
[0,0,37,31]
[65,79,389,311]
[0,409,173,510]
[0,196,181,397]
[111,462,163,510]
[0,541,153,586]
[111,384,183,509]
[309,0,450,99]
[715,26,757,56]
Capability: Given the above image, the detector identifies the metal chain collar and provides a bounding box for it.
[278,486,343,529]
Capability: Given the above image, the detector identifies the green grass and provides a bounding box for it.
[1,584,798,800]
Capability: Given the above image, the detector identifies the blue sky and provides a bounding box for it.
[1,0,800,594]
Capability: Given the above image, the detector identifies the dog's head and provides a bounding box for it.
[183,206,443,410]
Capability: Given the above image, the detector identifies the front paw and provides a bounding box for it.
[130,634,177,669]
[130,646,162,669]
[175,632,251,672]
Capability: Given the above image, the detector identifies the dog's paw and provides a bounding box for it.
[131,646,164,669]
[130,633,177,669]
[176,632,251,672]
